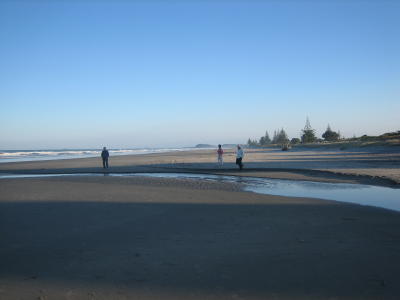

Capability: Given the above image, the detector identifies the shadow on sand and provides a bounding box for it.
[1,200,400,299]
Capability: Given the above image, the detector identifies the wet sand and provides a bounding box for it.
[1,148,400,299]
[1,176,400,300]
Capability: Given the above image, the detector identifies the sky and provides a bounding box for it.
[0,0,399,149]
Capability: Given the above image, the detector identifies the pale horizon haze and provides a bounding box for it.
[1,0,399,149]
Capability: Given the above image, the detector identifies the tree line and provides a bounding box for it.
[247,117,341,147]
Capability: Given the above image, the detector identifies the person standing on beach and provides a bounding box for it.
[101,147,109,169]
[217,144,224,166]
[236,145,244,170]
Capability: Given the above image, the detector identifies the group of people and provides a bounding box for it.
[100,145,245,170]
[217,144,244,170]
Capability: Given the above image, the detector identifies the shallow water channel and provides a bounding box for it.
[1,172,400,212]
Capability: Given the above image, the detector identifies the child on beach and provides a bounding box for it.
[236,145,244,170]
[217,144,224,166]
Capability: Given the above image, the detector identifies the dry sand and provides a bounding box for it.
[1,148,400,299]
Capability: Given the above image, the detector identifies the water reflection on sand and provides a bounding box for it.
[1,172,399,212]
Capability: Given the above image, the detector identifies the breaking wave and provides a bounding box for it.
[0,148,197,163]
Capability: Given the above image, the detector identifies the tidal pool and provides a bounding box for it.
[1,172,399,212]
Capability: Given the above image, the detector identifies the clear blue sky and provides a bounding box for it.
[1,0,399,149]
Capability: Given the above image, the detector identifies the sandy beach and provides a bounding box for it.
[1,147,400,299]
[3,0,399,298]
[1,146,400,185]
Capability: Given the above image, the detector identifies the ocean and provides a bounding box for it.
[0,148,200,163]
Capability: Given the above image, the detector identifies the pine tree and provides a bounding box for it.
[322,124,340,142]
[276,128,289,144]
[247,138,258,147]
[272,130,278,144]
[301,117,317,143]
[264,131,271,144]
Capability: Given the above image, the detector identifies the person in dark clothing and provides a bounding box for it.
[101,147,109,169]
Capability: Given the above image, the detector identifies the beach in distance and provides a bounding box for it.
[1,146,400,300]
[1,145,400,185]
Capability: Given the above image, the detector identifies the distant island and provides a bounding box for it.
[195,144,238,149]
[194,144,216,148]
